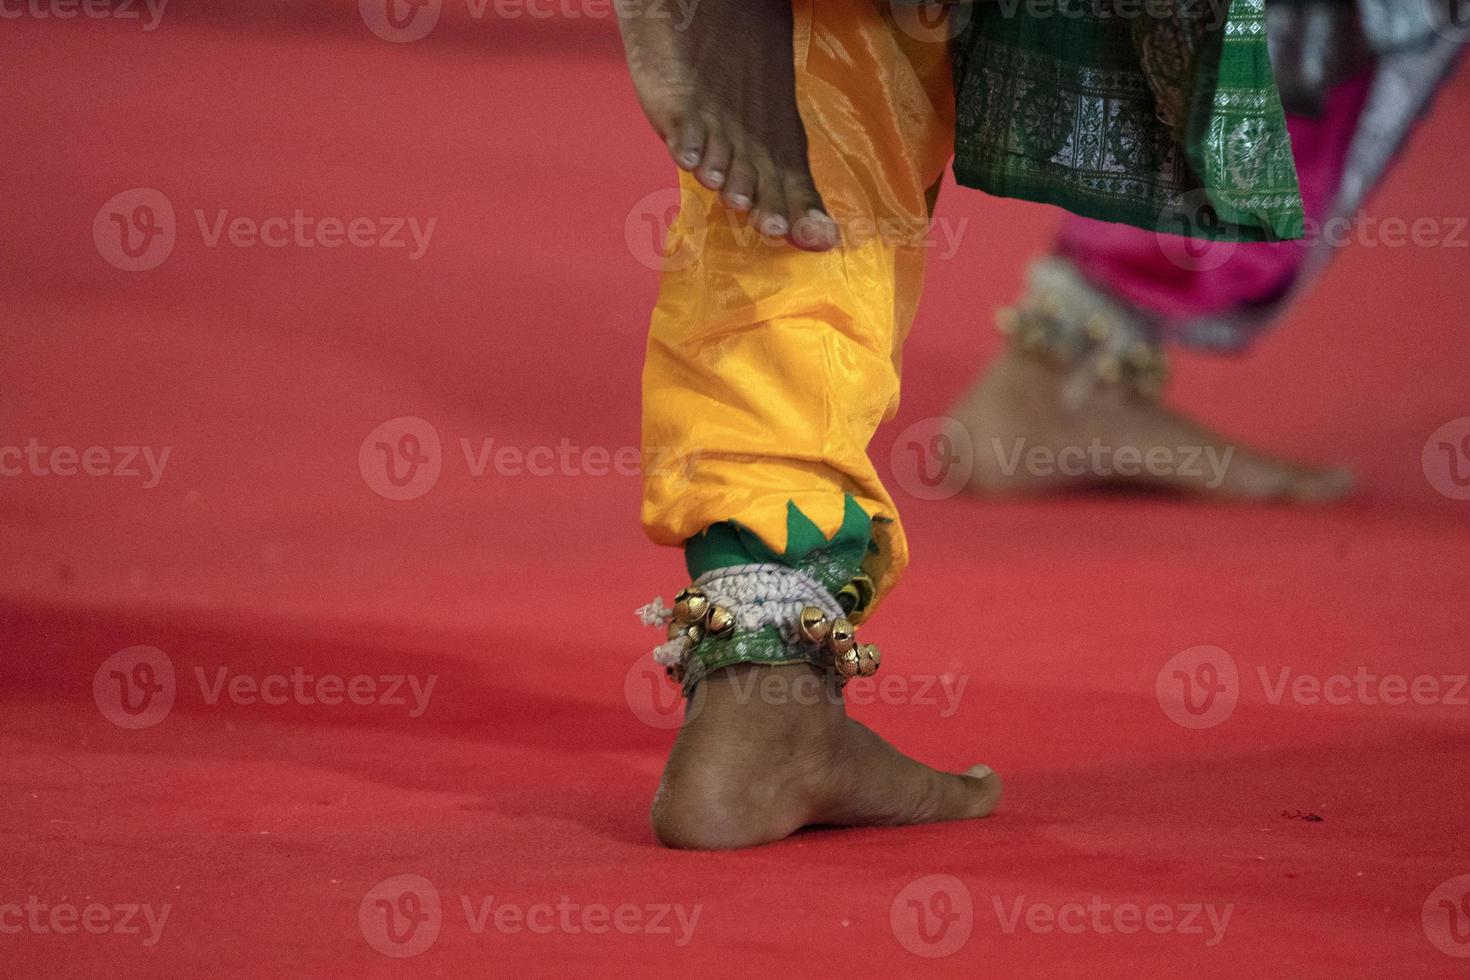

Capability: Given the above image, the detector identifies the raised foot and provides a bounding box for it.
[615,0,839,250]
[953,345,1354,502]
[651,664,1001,850]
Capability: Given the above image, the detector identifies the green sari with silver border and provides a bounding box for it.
[949,0,1306,241]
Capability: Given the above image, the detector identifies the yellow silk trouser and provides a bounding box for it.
[640,0,954,607]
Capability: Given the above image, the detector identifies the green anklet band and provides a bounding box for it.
[638,565,881,698]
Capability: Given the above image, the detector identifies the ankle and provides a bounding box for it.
[691,663,847,737]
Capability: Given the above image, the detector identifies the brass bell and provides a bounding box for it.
[856,643,881,677]
[668,620,703,647]
[834,647,862,680]
[705,605,736,637]
[828,618,856,656]
[1084,312,1112,341]
[673,587,710,624]
[798,606,830,644]
[1095,355,1121,384]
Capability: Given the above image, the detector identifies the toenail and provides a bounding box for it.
[729,193,751,208]
[680,151,699,167]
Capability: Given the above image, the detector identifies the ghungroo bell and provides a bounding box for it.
[828,618,856,656]
[673,587,710,623]
[705,605,736,637]
[798,606,830,644]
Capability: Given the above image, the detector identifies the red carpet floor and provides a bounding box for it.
[4,11,1470,978]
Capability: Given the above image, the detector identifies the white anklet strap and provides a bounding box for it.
[636,563,844,666]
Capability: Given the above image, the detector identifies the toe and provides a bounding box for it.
[814,721,1003,828]
[902,763,1003,825]
[670,114,706,172]
[959,764,1004,818]
[695,123,732,191]
[750,163,790,239]
[784,171,839,251]
[721,153,757,213]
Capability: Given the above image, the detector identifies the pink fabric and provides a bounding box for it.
[1056,72,1375,322]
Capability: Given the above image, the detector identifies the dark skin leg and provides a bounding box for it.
[622,4,997,849]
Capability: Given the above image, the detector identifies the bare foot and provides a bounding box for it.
[615,0,840,250]
[651,664,1001,850]
[954,345,1354,501]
